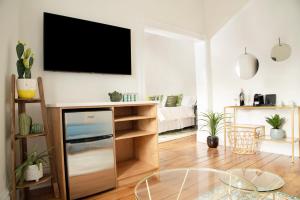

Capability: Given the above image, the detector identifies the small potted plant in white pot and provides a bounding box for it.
[266,114,286,140]
[16,41,36,99]
[15,150,49,184]
[200,112,224,148]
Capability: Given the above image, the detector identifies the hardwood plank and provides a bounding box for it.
[30,134,300,200]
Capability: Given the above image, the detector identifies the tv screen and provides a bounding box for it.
[44,13,131,75]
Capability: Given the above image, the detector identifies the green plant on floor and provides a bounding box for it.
[199,112,225,137]
[16,41,34,79]
[15,149,49,184]
[265,114,285,129]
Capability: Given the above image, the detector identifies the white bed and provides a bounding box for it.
[157,96,197,133]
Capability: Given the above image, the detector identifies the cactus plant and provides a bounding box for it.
[31,123,44,134]
[16,41,34,79]
[19,113,32,135]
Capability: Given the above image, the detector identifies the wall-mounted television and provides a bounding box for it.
[43,12,132,75]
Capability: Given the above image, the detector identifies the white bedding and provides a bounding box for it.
[158,106,195,133]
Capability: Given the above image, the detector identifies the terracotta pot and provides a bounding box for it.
[207,136,219,148]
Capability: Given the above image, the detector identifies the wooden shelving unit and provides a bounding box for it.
[114,104,159,186]
[47,101,159,199]
[10,75,59,200]
[224,105,299,162]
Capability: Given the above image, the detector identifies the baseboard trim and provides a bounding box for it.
[0,189,10,200]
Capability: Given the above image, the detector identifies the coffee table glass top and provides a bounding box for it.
[135,168,258,200]
[227,168,285,192]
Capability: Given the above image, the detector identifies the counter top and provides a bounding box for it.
[47,101,158,108]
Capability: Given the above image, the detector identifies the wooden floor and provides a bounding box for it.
[32,135,300,199]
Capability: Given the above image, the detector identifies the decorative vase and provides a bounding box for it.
[25,163,43,182]
[270,129,286,140]
[207,136,219,148]
[31,123,44,134]
[16,78,37,99]
[19,113,32,135]
[108,91,122,102]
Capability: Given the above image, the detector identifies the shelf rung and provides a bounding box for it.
[260,136,299,143]
[15,98,41,103]
[16,175,51,189]
[15,132,46,140]
[115,130,155,140]
[114,115,156,122]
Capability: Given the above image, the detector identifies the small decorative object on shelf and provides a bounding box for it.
[31,123,44,134]
[122,93,138,102]
[265,94,276,106]
[15,41,37,99]
[199,112,224,148]
[108,91,123,102]
[266,114,286,140]
[19,113,32,135]
[15,150,49,184]
[239,89,245,106]
[253,94,264,106]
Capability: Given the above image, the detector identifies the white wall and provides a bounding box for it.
[16,0,205,104]
[144,33,197,96]
[0,0,20,198]
[203,0,249,38]
[209,0,300,156]
[1,0,206,195]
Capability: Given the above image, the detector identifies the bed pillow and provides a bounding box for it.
[181,96,197,107]
[176,94,183,106]
[147,95,163,102]
[165,96,178,107]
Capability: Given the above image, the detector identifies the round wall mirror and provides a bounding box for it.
[236,50,259,80]
[271,39,291,62]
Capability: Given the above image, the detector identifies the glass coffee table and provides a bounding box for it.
[227,168,285,192]
[135,168,259,200]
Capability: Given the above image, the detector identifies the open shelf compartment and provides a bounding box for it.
[115,118,157,140]
[114,105,156,122]
[115,134,159,180]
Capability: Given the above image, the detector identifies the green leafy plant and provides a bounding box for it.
[16,41,34,79]
[266,114,285,129]
[199,112,225,137]
[15,149,49,184]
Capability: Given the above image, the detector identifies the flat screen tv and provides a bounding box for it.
[44,12,131,75]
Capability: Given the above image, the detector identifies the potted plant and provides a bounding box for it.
[15,150,49,184]
[266,114,286,140]
[200,112,224,148]
[16,41,36,99]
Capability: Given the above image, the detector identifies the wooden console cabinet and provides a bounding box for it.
[47,102,159,200]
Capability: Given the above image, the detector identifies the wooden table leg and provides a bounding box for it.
[224,107,227,150]
[291,108,295,163]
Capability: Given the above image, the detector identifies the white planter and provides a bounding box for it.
[16,78,37,99]
[25,163,43,182]
[270,128,286,140]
